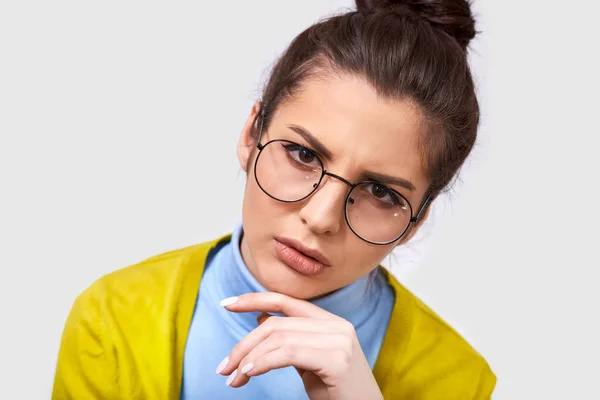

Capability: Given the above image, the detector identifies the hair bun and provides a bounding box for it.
[355,0,476,50]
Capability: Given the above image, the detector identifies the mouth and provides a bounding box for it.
[273,236,331,277]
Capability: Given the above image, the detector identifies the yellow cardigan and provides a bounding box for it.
[53,234,496,399]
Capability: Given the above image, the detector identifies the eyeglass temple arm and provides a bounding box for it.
[256,108,266,150]
[411,192,433,223]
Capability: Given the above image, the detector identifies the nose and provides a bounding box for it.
[298,174,349,236]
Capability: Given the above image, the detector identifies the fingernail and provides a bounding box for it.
[226,370,237,386]
[241,362,254,374]
[215,356,229,374]
[220,296,239,307]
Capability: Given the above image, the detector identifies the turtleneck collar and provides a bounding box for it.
[205,223,385,339]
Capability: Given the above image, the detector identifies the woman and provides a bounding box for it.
[53,0,496,398]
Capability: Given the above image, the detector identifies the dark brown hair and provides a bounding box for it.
[255,0,479,203]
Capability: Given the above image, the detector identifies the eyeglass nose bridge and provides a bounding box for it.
[321,171,354,189]
[316,171,358,204]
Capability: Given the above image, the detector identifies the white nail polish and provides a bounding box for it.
[241,362,254,374]
[220,296,239,307]
[226,370,237,386]
[215,356,229,374]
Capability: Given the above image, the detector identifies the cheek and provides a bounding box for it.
[243,173,291,225]
[336,235,394,277]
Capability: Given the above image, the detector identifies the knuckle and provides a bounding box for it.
[341,320,356,336]
[269,330,287,344]
[229,343,243,360]
[333,349,352,371]
[272,294,285,312]
[283,345,297,361]
[262,316,278,332]
[339,334,353,350]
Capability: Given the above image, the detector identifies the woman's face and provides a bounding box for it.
[237,73,430,299]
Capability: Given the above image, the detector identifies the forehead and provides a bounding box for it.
[270,74,429,194]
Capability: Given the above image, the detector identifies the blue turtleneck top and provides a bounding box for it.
[180,223,394,399]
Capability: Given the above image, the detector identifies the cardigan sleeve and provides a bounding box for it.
[52,283,119,400]
[473,361,497,399]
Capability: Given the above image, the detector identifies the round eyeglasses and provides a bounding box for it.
[253,114,431,245]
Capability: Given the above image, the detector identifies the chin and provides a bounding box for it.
[257,260,330,300]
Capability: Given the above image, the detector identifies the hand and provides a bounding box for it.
[217,292,384,400]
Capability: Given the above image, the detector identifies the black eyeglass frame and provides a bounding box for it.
[253,110,432,245]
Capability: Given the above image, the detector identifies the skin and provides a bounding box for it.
[222,72,432,398]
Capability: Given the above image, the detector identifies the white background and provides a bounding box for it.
[1,1,599,399]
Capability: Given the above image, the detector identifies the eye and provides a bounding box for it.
[371,184,389,199]
[365,183,408,209]
[282,143,319,166]
[297,148,316,163]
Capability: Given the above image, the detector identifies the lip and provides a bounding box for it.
[274,240,327,277]
[274,236,331,266]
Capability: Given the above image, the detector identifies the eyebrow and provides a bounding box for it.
[286,123,416,192]
[287,124,333,160]
[361,171,416,192]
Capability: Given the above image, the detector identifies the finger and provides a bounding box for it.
[242,346,347,381]
[221,292,334,320]
[229,332,349,388]
[258,313,305,381]
[218,316,350,376]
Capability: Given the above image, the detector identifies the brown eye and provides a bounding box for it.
[282,143,319,166]
[371,184,388,199]
[298,148,315,163]
[362,183,406,209]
